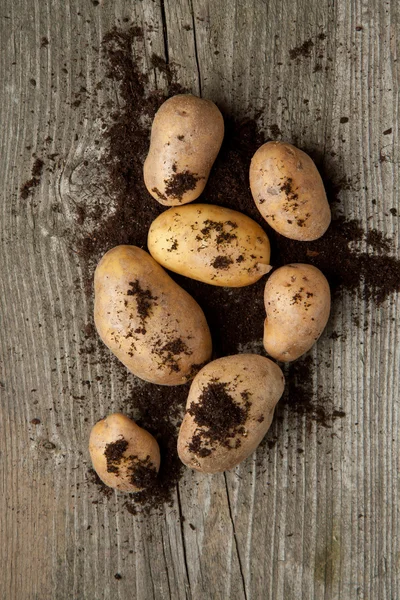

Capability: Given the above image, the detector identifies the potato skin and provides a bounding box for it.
[144,95,224,206]
[94,246,212,385]
[89,413,160,492]
[148,204,272,287]
[263,263,331,362]
[250,141,331,241]
[177,355,285,473]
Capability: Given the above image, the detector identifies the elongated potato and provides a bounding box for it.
[263,263,331,362]
[144,95,224,206]
[94,246,212,385]
[148,204,272,287]
[178,354,285,473]
[250,141,331,241]
[89,413,160,492]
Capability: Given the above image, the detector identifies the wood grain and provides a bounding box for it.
[1,0,399,598]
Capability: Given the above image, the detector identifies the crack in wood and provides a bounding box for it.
[224,474,248,600]
[160,531,173,599]
[160,0,170,66]
[189,0,202,96]
[176,484,193,599]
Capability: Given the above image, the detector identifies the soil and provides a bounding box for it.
[68,24,400,515]
[289,39,314,60]
[127,280,158,322]
[104,438,129,473]
[128,456,158,488]
[187,381,250,453]
[164,170,201,201]
[20,158,44,199]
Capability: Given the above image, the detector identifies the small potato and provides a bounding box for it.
[263,263,331,362]
[144,94,224,206]
[89,413,160,492]
[94,246,212,385]
[178,354,285,473]
[250,141,331,241]
[148,204,272,287]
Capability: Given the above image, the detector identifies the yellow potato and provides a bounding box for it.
[250,141,331,241]
[148,204,272,287]
[94,246,212,385]
[89,413,160,492]
[263,263,331,362]
[177,354,285,473]
[144,94,224,206]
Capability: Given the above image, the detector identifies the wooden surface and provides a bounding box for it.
[1,0,399,599]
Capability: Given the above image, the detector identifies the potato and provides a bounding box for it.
[263,263,331,362]
[249,141,331,241]
[94,245,212,385]
[177,354,285,473]
[89,413,160,492]
[144,94,224,206]
[148,204,272,287]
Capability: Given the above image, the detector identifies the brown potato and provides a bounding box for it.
[89,413,160,492]
[148,204,272,287]
[144,94,224,206]
[94,246,212,385]
[263,263,331,362]
[178,354,285,473]
[249,141,331,241]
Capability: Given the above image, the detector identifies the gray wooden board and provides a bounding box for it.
[1,0,399,598]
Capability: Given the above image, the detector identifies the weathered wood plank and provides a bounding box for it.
[0,0,399,599]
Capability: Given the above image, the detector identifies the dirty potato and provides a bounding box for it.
[263,263,331,362]
[144,94,224,206]
[94,246,212,385]
[89,413,160,493]
[178,354,285,473]
[250,141,331,241]
[148,204,272,287]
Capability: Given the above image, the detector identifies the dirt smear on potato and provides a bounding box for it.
[75,25,400,515]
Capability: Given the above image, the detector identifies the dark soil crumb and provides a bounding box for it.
[196,219,238,245]
[211,256,234,270]
[280,177,299,201]
[187,382,250,453]
[104,438,128,473]
[128,455,158,488]
[365,229,392,253]
[20,158,44,199]
[127,280,158,321]
[164,170,201,200]
[78,23,400,516]
[152,337,192,374]
[289,39,314,60]
[40,36,49,48]
[188,433,212,457]
[269,124,281,138]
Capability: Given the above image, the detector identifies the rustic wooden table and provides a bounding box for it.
[1,1,399,599]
